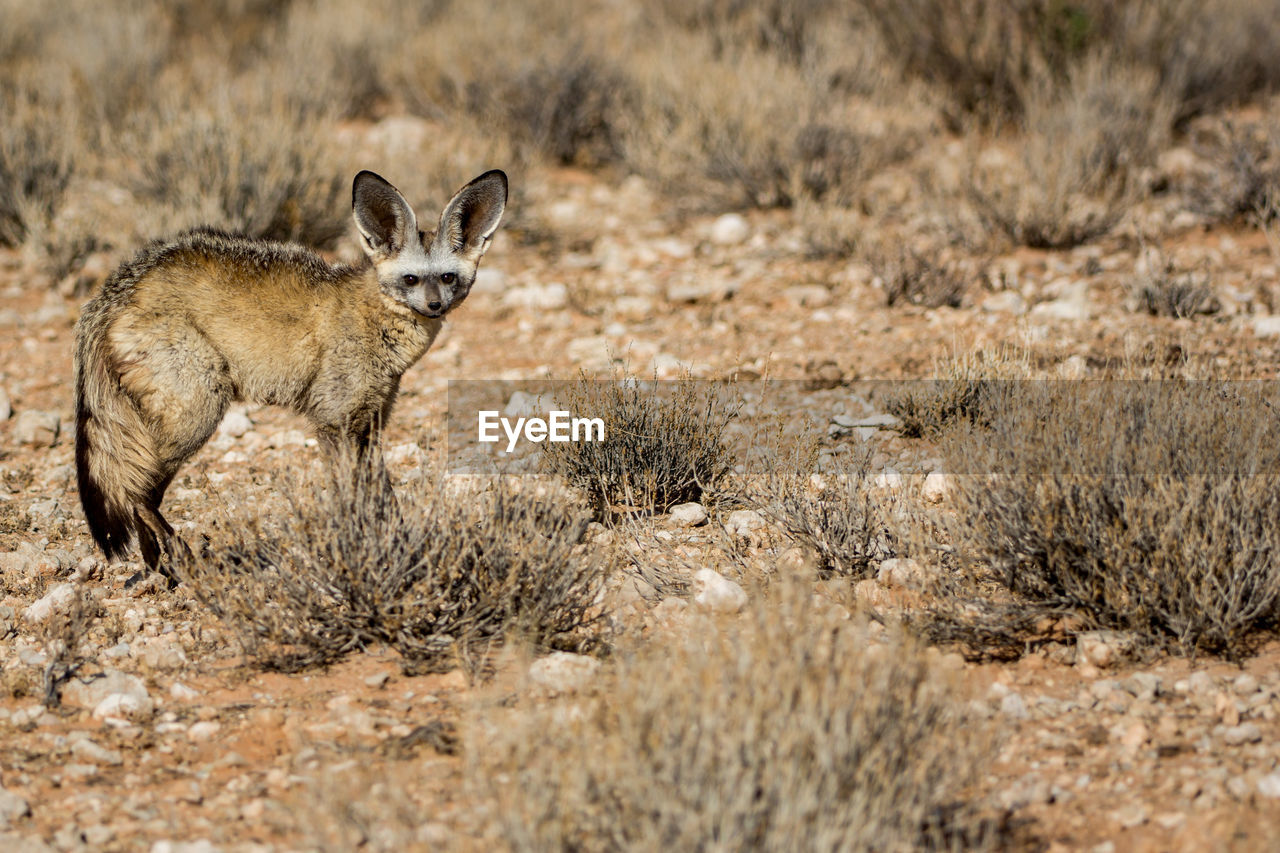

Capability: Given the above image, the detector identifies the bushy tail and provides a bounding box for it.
[74,313,151,560]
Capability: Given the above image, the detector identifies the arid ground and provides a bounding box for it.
[4,2,1280,851]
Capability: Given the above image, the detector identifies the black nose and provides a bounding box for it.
[427,301,443,312]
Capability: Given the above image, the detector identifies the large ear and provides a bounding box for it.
[435,170,508,256]
[352,171,417,255]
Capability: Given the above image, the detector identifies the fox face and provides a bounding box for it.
[353,170,507,320]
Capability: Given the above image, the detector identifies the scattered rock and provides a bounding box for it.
[1031,297,1091,322]
[665,279,736,303]
[724,510,765,538]
[217,408,252,438]
[22,582,77,624]
[1221,723,1262,746]
[874,468,904,490]
[1252,315,1280,338]
[63,670,152,714]
[776,546,821,579]
[981,291,1027,315]
[384,443,422,467]
[1000,692,1030,720]
[692,569,747,614]
[709,213,750,246]
[1258,772,1280,798]
[921,471,952,503]
[0,788,31,824]
[170,682,200,702]
[876,558,926,590]
[783,284,832,308]
[93,693,152,721]
[12,410,60,447]
[668,502,708,527]
[504,282,568,310]
[1232,673,1259,696]
[187,721,222,742]
[1076,631,1131,669]
[136,638,188,671]
[528,652,600,693]
[1113,803,1148,829]
[471,267,506,295]
[364,671,391,689]
[0,386,10,421]
[71,740,123,766]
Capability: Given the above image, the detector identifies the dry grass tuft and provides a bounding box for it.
[934,380,1280,658]
[468,586,999,850]
[172,458,604,673]
[966,57,1173,248]
[758,447,901,579]
[540,378,740,522]
[880,249,972,309]
[1131,252,1216,318]
[0,73,78,248]
[886,347,1033,439]
[123,85,348,247]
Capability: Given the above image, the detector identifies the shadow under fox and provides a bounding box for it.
[74,169,507,576]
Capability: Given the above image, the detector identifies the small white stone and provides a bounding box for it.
[874,468,904,491]
[709,213,750,246]
[692,569,748,614]
[980,291,1027,315]
[1253,315,1280,338]
[23,582,78,623]
[921,471,952,503]
[999,692,1029,720]
[170,682,200,702]
[876,558,926,590]
[528,652,600,694]
[92,692,152,720]
[503,282,568,310]
[1258,772,1280,798]
[13,409,60,446]
[1221,723,1262,745]
[668,502,708,527]
[187,721,222,742]
[217,408,253,438]
[724,510,765,537]
[384,443,421,466]
[0,386,10,420]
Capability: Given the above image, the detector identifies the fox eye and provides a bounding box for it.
[440,272,456,284]
[402,274,419,286]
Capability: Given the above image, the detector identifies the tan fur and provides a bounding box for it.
[74,170,507,575]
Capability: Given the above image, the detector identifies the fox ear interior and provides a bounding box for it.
[352,171,417,254]
[436,170,508,255]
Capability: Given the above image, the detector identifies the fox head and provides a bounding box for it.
[352,169,508,320]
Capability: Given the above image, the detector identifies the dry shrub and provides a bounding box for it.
[860,0,1280,127]
[1187,115,1280,237]
[886,347,1033,439]
[468,589,999,851]
[172,459,604,672]
[966,56,1174,248]
[540,378,740,521]
[120,82,348,247]
[938,380,1280,657]
[758,446,900,579]
[381,0,632,169]
[1131,253,1216,319]
[620,25,914,212]
[0,73,79,248]
[879,249,972,309]
[35,584,102,708]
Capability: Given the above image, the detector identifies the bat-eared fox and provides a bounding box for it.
[74,170,507,579]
